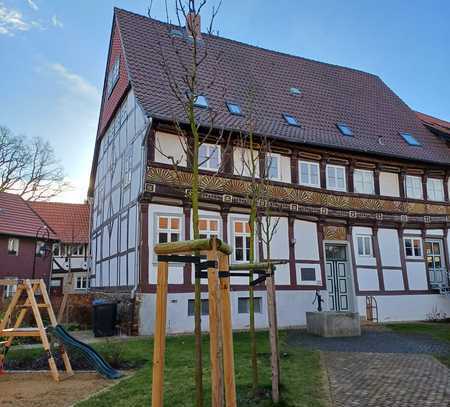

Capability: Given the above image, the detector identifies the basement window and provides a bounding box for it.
[226,102,242,115]
[401,132,421,147]
[336,123,353,137]
[282,113,301,127]
[194,95,209,108]
[188,299,209,316]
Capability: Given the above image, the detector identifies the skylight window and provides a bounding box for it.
[336,123,353,137]
[194,95,208,108]
[282,113,300,127]
[226,102,242,115]
[289,87,302,96]
[169,28,184,38]
[401,132,421,147]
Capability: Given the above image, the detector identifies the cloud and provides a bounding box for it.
[48,63,101,102]
[26,0,38,11]
[0,3,31,35]
[51,14,62,28]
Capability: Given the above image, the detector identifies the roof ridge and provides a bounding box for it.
[114,7,379,79]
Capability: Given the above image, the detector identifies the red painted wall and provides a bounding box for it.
[98,20,130,137]
[0,236,52,280]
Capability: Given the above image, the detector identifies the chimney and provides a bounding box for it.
[186,12,201,39]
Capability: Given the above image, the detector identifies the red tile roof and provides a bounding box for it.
[30,202,90,244]
[113,8,450,165]
[415,111,450,136]
[0,192,57,239]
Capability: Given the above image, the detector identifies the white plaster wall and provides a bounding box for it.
[382,269,405,291]
[139,289,450,334]
[154,131,187,166]
[233,147,259,178]
[379,171,400,197]
[352,226,376,267]
[356,268,380,291]
[378,229,401,267]
[139,289,321,335]
[148,203,184,285]
[404,229,422,235]
[91,89,146,288]
[406,261,429,290]
[293,220,319,261]
[426,229,444,237]
[261,217,290,285]
[356,294,450,322]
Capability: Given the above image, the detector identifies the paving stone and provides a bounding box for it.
[323,352,450,407]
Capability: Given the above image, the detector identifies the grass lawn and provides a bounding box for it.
[388,322,450,367]
[7,331,329,406]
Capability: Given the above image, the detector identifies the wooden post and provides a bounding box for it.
[218,253,237,407]
[265,265,280,403]
[152,261,169,407]
[207,239,224,407]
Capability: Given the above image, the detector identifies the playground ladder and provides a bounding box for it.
[0,278,73,381]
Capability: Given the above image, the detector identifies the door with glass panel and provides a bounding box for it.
[325,244,353,312]
[425,239,448,288]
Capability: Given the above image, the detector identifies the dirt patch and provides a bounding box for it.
[0,372,114,407]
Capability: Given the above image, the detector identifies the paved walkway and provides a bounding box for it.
[288,328,450,406]
[324,351,450,407]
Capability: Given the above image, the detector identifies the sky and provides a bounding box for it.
[1,0,449,203]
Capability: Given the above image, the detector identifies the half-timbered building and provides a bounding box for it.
[88,8,450,334]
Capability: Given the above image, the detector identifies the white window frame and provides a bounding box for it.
[70,244,85,257]
[5,284,17,298]
[7,238,19,256]
[265,152,281,181]
[353,169,375,195]
[298,267,319,284]
[75,276,89,290]
[198,218,220,240]
[199,143,221,171]
[299,160,320,188]
[356,235,373,257]
[405,175,423,199]
[427,178,444,202]
[233,220,251,263]
[156,215,182,244]
[403,237,423,259]
[326,164,347,192]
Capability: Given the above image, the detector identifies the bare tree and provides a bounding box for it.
[150,1,225,405]
[0,126,69,201]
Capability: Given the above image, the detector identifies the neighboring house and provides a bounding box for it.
[88,8,450,335]
[30,202,90,295]
[0,192,57,299]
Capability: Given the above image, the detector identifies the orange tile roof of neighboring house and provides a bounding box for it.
[0,192,57,239]
[415,111,450,136]
[30,201,90,244]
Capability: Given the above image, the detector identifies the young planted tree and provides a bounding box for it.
[0,126,69,200]
[150,1,225,405]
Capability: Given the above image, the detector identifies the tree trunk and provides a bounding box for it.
[190,107,203,407]
[265,244,280,402]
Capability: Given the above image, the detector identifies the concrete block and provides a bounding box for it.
[306,311,361,337]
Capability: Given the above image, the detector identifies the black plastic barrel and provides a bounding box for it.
[92,300,117,337]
